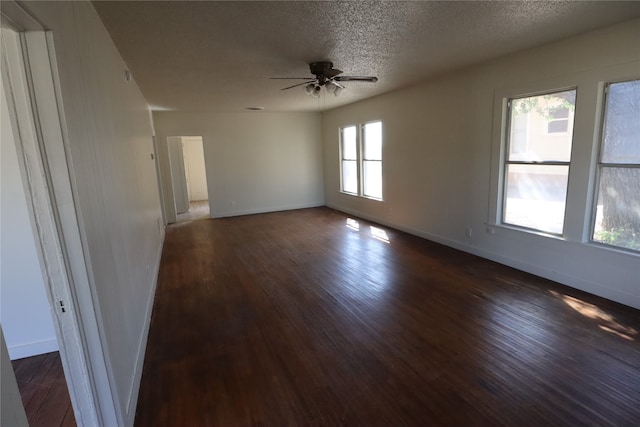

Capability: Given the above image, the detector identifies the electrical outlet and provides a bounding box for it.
[465,227,472,238]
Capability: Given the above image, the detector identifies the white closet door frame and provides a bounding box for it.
[1,4,116,425]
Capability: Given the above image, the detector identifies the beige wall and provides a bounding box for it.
[154,111,324,220]
[322,19,640,309]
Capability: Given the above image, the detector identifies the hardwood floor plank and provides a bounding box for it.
[11,352,76,427]
[135,207,640,426]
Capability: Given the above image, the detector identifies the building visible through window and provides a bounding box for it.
[547,107,570,133]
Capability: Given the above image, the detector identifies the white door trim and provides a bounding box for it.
[1,7,117,425]
[167,136,190,214]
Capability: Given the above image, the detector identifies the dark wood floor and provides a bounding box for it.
[11,351,76,427]
[135,207,640,426]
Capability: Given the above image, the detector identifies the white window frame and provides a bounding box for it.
[488,65,640,260]
[590,78,640,253]
[500,88,577,235]
[339,121,383,201]
[340,125,359,195]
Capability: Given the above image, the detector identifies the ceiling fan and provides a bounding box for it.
[271,61,378,97]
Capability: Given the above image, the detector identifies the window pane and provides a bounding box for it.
[363,161,382,199]
[601,80,640,164]
[342,160,358,193]
[503,164,569,234]
[509,90,575,162]
[342,126,357,160]
[363,122,382,160]
[592,167,640,251]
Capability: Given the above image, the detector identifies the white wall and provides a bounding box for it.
[154,111,324,219]
[322,19,640,309]
[1,72,58,360]
[182,136,208,201]
[20,2,165,425]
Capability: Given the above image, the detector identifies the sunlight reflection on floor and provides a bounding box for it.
[370,226,390,243]
[549,290,637,341]
[342,218,392,297]
[345,218,391,244]
[346,218,360,231]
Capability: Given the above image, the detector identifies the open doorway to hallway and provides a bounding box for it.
[167,136,210,222]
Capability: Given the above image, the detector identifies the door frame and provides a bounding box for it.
[159,134,211,223]
[181,136,209,203]
[167,136,190,214]
[1,3,117,426]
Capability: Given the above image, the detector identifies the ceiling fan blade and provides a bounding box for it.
[270,77,314,80]
[281,80,316,90]
[335,76,378,83]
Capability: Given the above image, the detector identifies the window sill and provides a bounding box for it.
[485,222,639,256]
[487,222,566,241]
[339,191,383,202]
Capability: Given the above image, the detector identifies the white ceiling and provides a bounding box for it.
[93,1,640,113]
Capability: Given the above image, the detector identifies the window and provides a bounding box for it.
[362,122,383,199]
[341,126,358,194]
[592,79,640,252]
[502,89,576,234]
[340,121,383,200]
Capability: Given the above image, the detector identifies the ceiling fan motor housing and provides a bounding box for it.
[309,61,342,85]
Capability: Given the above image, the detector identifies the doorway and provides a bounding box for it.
[167,136,209,222]
[1,28,74,426]
[1,23,108,425]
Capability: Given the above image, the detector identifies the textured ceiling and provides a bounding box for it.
[93,1,640,113]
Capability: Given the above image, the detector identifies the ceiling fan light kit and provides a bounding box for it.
[304,84,315,95]
[272,61,377,98]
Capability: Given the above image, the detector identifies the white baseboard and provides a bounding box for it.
[213,201,325,218]
[326,204,639,310]
[8,338,59,360]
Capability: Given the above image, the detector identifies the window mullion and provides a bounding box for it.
[599,163,640,169]
[506,160,571,166]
